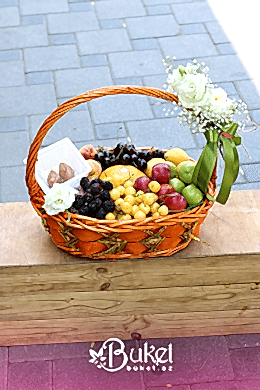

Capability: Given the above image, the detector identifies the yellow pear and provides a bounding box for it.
[165,148,189,165]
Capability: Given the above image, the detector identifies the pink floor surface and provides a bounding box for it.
[1,334,260,389]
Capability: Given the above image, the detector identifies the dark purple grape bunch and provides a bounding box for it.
[69,177,115,219]
[94,143,165,173]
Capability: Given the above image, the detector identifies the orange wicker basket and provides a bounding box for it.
[25,86,217,260]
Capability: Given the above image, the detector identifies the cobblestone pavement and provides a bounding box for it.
[2,334,260,389]
[0,0,260,202]
[0,0,260,389]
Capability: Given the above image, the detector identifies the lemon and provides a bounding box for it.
[164,148,189,165]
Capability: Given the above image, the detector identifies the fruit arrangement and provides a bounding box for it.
[43,141,206,221]
[69,142,204,219]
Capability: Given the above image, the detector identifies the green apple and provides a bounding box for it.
[165,161,177,178]
[182,184,204,205]
[169,178,185,194]
[178,162,196,184]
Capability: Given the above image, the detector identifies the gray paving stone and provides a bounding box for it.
[81,54,107,67]
[114,77,143,86]
[69,2,92,11]
[26,71,53,85]
[234,80,260,110]
[143,0,191,4]
[55,67,113,98]
[21,15,44,25]
[0,165,30,203]
[181,23,206,35]
[0,25,48,50]
[89,95,154,124]
[0,116,28,132]
[0,0,17,6]
[126,15,180,39]
[77,29,132,55]
[95,0,146,19]
[152,102,178,118]
[49,34,75,45]
[24,45,80,72]
[0,6,19,27]
[95,123,127,139]
[99,19,124,29]
[196,55,248,83]
[216,43,236,55]
[205,21,230,44]
[0,85,57,117]
[185,148,204,162]
[127,118,196,149]
[29,111,94,146]
[251,109,260,124]
[0,131,30,167]
[242,164,260,183]
[216,82,237,96]
[0,49,20,61]
[143,74,167,89]
[19,0,69,15]
[0,61,24,87]
[159,34,218,60]
[172,3,216,23]
[108,50,164,78]
[75,138,129,150]
[146,5,171,15]
[232,182,260,191]
[237,130,260,165]
[217,161,246,185]
[47,12,98,34]
[132,39,158,51]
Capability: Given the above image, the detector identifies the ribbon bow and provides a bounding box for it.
[192,122,241,205]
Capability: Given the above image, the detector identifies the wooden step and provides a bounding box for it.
[0,189,259,345]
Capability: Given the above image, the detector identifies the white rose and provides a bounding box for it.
[167,68,183,91]
[209,87,233,114]
[177,73,210,109]
[43,183,78,215]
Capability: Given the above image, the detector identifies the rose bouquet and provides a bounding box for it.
[163,57,255,204]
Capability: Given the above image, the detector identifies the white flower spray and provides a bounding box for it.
[162,57,251,134]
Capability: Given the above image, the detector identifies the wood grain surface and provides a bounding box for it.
[0,189,259,345]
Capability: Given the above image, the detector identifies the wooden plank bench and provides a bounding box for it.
[0,189,259,346]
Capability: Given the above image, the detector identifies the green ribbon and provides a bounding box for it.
[192,122,241,205]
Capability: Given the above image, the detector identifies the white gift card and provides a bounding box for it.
[25,138,92,194]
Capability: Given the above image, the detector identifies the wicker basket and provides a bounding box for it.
[25,86,217,260]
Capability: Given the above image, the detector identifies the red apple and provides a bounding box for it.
[134,176,151,192]
[164,193,187,211]
[79,144,97,159]
[151,163,171,184]
[157,184,175,203]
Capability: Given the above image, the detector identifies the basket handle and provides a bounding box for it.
[25,85,178,198]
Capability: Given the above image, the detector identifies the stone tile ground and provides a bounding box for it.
[0,0,260,388]
[0,0,259,203]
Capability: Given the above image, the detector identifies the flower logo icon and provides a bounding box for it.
[89,348,106,369]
